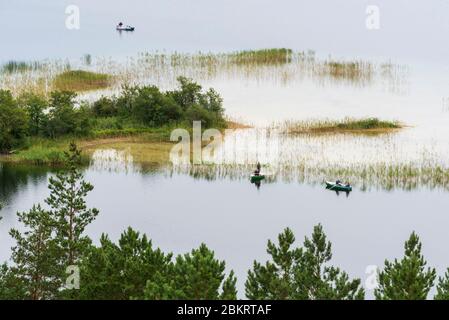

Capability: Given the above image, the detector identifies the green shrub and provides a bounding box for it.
[0,90,29,153]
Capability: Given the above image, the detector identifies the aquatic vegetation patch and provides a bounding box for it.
[321,60,373,82]
[228,48,293,65]
[0,49,408,97]
[53,70,112,92]
[167,162,449,192]
[279,118,402,135]
[1,60,43,74]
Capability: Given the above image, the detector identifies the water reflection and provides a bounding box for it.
[87,138,449,192]
[90,149,138,173]
[0,163,51,207]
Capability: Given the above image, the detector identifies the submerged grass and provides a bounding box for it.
[1,60,43,74]
[0,49,407,97]
[6,126,448,192]
[172,162,449,192]
[228,48,293,65]
[53,70,112,92]
[279,118,402,135]
[320,61,373,82]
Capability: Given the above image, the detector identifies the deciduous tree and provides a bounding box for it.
[0,90,28,153]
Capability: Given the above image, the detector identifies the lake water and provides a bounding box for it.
[3,0,449,62]
[2,0,449,299]
[1,161,449,298]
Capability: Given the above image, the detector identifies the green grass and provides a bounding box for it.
[12,145,68,166]
[0,127,175,166]
[92,127,173,140]
[322,61,373,81]
[3,137,85,166]
[333,118,401,130]
[53,70,111,92]
[0,112,229,166]
[228,48,293,65]
[281,118,402,134]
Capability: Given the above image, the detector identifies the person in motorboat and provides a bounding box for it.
[117,22,134,30]
[254,162,261,176]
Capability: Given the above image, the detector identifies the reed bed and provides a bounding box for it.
[228,48,293,65]
[88,148,449,192]
[277,118,402,135]
[84,125,449,192]
[53,70,111,92]
[1,60,43,74]
[168,162,449,192]
[0,59,70,97]
[0,49,409,98]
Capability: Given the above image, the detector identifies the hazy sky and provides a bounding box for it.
[1,0,449,62]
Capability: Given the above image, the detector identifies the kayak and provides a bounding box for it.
[250,174,265,182]
[325,181,352,192]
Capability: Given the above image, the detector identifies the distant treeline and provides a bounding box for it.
[0,76,226,153]
[0,143,448,300]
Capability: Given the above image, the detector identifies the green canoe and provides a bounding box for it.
[250,174,265,183]
[325,181,352,192]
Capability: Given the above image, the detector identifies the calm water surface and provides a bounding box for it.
[2,0,449,62]
[1,162,449,298]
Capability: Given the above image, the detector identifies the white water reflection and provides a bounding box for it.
[90,149,138,173]
[201,128,445,168]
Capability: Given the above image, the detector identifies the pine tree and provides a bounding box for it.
[245,225,364,300]
[8,205,60,299]
[245,227,300,299]
[46,142,98,268]
[0,263,27,299]
[374,232,436,300]
[143,244,237,300]
[170,244,237,300]
[435,269,449,300]
[76,228,173,300]
[4,142,99,299]
[295,225,364,299]
[220,271,238,300]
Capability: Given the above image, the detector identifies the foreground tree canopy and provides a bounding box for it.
[245,226,365,300]
[374,232,436,300]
